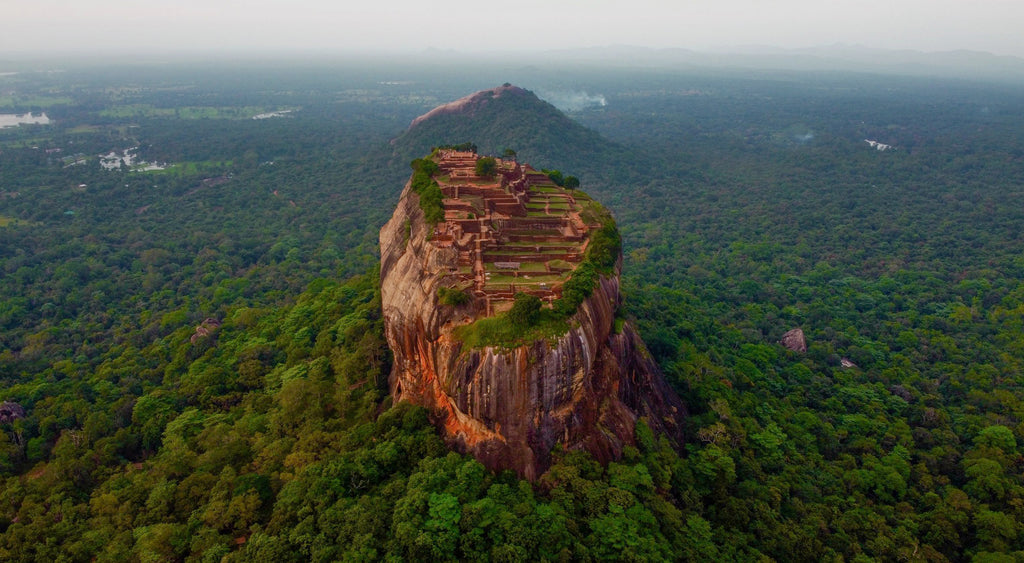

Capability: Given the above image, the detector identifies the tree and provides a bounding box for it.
[508,293,541,327]
[564,175,580,190]
[438,287,471,307]
[543,169,565,186]
[475,157,497,177]
[975,426,1017,454]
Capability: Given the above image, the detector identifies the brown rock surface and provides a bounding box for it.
[380,163,685,480]
[408,85,527,129]
[780,328,808,353]
[0,401,25,424]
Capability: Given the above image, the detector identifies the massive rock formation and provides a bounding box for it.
[387,84,639,188]
[380,150,684,480]
[408,84,525,129]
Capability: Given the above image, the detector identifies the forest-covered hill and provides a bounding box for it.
[1,61,1024,561]
[386,83,644,187]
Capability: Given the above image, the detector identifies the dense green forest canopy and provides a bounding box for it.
[1,59,1024,560]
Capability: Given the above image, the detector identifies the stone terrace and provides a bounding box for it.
[428,149,593,315]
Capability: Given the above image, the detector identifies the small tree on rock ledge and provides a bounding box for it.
[475,156,497,177]
[508,293,542,327]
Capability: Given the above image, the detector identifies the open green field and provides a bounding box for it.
[0,96,74,108]
[528,186,563,194]
[152,160,233,175]
[0,137,52,148]
[504,240,573,247]
[526,202,571,212]
[67,124,137,136]
[68,124,103,134]
[547,259,573,270]
[0,215,35,227]
[485,272,565,286]
[485,261,549,273]
[487,249,570,259]
[98,105,273,119]
[508,229,563,236]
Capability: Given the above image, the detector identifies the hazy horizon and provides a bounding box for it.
[4,0,1023,59]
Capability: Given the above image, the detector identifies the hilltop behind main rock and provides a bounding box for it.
[388,84,645,189]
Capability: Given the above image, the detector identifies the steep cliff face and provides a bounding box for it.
[381,175,685,480]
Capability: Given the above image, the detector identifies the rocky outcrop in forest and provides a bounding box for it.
[780,328,807,353]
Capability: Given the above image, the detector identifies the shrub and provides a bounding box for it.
[435,142,477,153]
[437,287,471,307]
[542,169,565,186]
[410,158,444,224]
[508,293,542,327]
[553,218,620,316]
[453,310,569,350]
[475,156,497,177]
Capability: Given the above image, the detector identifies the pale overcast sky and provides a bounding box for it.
[4,0,1023,58]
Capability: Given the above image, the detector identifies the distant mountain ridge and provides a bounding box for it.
[534,44,1024,84]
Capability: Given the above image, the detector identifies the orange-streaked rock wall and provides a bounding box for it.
[380,178,685,480]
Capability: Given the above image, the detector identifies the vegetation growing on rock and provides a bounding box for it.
[409,158,445,224]
[437,286,471,306]
[474,156,497,177]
